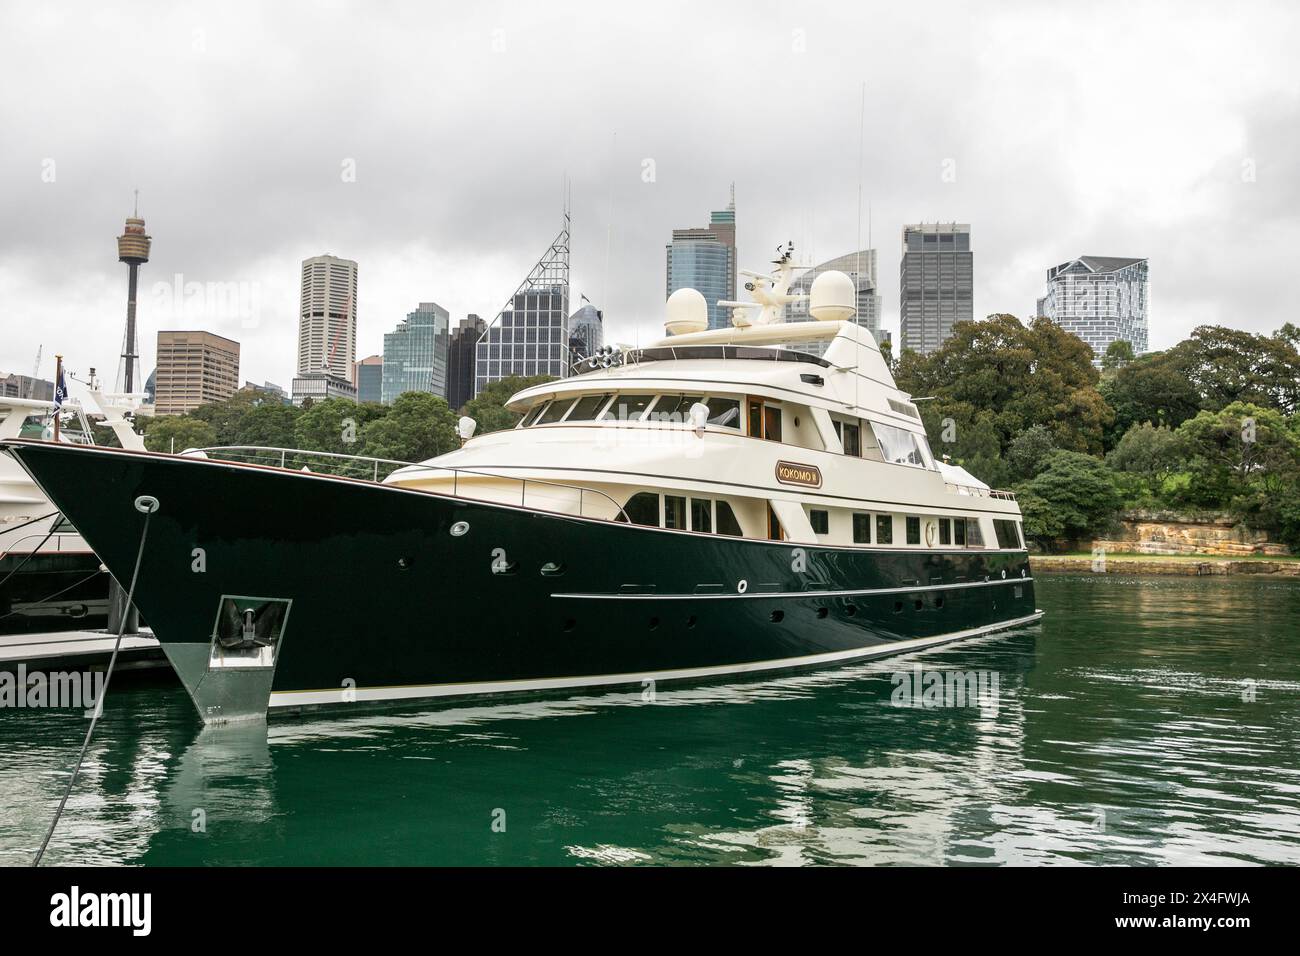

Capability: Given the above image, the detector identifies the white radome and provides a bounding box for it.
[665,288,709,335]
[809,270,857,322]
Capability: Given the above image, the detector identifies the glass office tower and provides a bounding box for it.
[381,302,450,404]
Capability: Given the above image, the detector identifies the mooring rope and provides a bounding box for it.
[0,566,106,622]
[0,513,63,591]
[32,495,158,867]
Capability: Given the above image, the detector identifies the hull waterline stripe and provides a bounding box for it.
[552,575,1033,601]
[266,611,1044,710]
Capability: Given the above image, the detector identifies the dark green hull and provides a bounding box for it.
[2,439,1040,718]
[0,550,108,635]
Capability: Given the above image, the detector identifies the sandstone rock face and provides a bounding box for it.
[1031,556,1300,576]
[1092,511,1290,557]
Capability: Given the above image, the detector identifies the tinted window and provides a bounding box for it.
[522,402,550,426]
[871,421,923,466]
[939,518,951,545]
[841,422,861,456]
[537,398,576,424]
[953,516,966,546]
[809,509,829,535]
[876,514,893,544]
[994,518,1022,549]
[965,518,984,547]
[906,516,921,545]
[705,397,741,428]
[664,495,687,530]
[690,498,712,533]
[716,500,743,536]
[852,513,871,544]
[601,395,655,422]
[619,492,659,526]
[655,395,704,422]
[566,393,611,421]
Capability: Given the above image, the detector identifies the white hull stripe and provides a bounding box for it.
[267,611,1044,710]
[553,575,1032,601]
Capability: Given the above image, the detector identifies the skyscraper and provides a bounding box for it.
[665,189,737,330]
[787,249,881,349]
[355,354,383,404]
[1036,256,1148,361]
[297,255,358,383]
[475,215,571,396]
[446,314,486,411]
[116,200,151,394]
[899,223,973,356]
[568,301,604,361]
[381,302,450,405]
[154,330,240,416]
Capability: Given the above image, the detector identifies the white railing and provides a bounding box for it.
[944,482,1017,501]
[189,446,630,522]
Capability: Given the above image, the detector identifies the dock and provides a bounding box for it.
[0,628,168,673]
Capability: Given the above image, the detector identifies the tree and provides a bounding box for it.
[895,314,1112,456]
[1099,349,1202,447]
[1004,424,1056,483]
[1173,402,1300,519]
[233,402,302,449]
[143,416,217,454]
[188,388,262,444]
[292,398,387,455]
[359,392,459,464]
[1101,339,1135,374]
[1105,422,1186,502]
[1015,450,1122,548]
[462,375,555,435]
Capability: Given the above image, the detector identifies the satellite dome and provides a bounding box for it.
[665,288,708,335]
[809,270,856,322]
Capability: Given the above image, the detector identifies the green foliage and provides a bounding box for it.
[462,375,555,435]
[1105,422,1186,503]
[188,388,263,444]
[143,416,218,453]
[292,398,386,455]
[359,392,459,464]
[1015,450,1122,547]
[896,314,1112,459]
[1101,339,1135,373]
[1099,349,1202,447]
[232,403,302,448]
[1004,424,1056,482]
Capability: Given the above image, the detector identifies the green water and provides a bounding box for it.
[2,574,1299,866]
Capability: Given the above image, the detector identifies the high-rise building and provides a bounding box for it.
[899,223,973,356]
[0,373,54,401]
[296,255,358,385]
[240,381,291,405]
[290,372,357,407]
[568,302,604,362]
[475,216,571,395]
[447,314,486,411]
[665,189,737,330]
[381,302,450,405]
[355,355,383,404]
[116,199,151,394]
[1036,256,1149,362]
[787,250,881,352]
[154,330,240,416]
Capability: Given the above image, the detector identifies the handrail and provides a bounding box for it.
[945,481,1017,501]
[188,445,630,523]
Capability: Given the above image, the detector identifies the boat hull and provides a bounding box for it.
[2,440,1041,721]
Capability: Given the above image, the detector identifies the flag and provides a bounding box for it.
[53,366,68,410]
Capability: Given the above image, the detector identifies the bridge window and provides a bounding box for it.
[619,492,660,526]
[704,397,741,428]
[601,395,656,422]
[654,395,705,422]
[994,518,1022,549]
[566,393,612,421]
[522,401,550,426]
[715,500,743,536]
[537,398,576,424]
[690,498,712,533]
[664,495,687,530]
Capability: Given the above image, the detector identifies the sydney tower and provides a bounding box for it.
[115,196,151,394]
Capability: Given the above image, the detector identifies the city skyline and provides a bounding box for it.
[2,2,1296,388]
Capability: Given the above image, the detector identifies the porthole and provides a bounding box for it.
[770,609,785,623]
[935,596,945,609]
[1001,569,1007,579]
[892,601,903,614]
[913,598,924,611]
[815,607,829,619]
[737,579,748,594]
[845,604,858,617]
[450,521,470,537]
[649,617,660,631]
[1021,568,1027,578]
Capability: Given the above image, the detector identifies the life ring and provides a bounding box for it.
[924,520,937,547]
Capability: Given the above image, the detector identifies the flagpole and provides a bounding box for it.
[52,354,63,443]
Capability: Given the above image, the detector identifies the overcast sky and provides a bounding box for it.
[2,0,1297,391]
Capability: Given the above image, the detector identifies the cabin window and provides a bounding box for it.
[953,517,967,546]
[522,402,550,426]
[994,518,1022,549]
[767,503,784,540]
[852,513,871,544]
[601,394,656,422]
[965,518,985,548]
[809,509,829,535]
[716,500,743,536]
[537,398,576,424]
[748,399,782,442]
[841,422,861,457]
[939,518,952,545]
[704,397,741,428]
[876,514,893,545]
[655,395,705,422]
[690,498,712,533]
[906,516,921,545]
[566,393,612,421]
[664,495,687,530]
[870,421,925,467]
[619,492,660,527]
